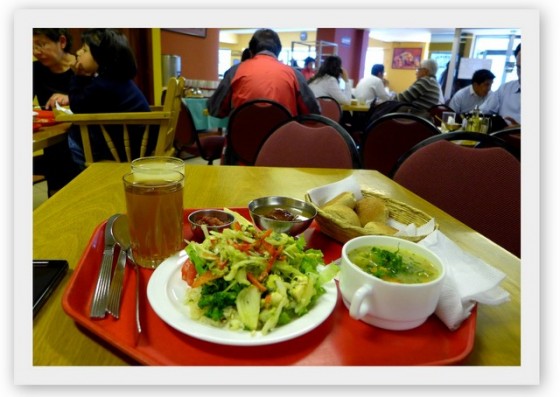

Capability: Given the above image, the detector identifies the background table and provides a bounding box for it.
[182,97,228,130]
[341,103,370,112]
[32,122,71,152]
[32,164,520,367]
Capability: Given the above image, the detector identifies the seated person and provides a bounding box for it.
[308,55,352,106]
[67,28,155,168]
[33,28,81,195]
[208,28,319,118]
[449,68,495,114]
[480,44,521,127]
[301,56,316,81]
[353,64,392,106]
[396,59,442,110]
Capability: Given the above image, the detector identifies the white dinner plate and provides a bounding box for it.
[147,251,338,346]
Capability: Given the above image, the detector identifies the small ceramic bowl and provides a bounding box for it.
[248,196,317,236]
[188,209,235,242]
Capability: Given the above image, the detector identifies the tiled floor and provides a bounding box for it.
[32,156,212,210]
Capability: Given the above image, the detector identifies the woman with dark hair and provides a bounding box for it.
[307,55,352,105]
[33,28,76,109]
[67,28,154,167]
[33,28,81,196]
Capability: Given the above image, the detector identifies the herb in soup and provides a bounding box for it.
[347,246,440,284]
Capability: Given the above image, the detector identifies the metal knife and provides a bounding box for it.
[89,214,120,318]
[106,246,127,318]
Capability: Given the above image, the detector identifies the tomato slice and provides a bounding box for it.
[181,258,197,286]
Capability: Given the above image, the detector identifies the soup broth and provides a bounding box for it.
[347,245,440,284]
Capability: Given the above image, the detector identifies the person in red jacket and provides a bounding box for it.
[208,28,319,118]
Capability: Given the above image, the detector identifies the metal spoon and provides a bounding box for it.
[111,214,142,334]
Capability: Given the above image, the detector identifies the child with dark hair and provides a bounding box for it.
[68,28,154,167]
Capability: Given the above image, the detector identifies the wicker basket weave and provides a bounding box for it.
[304,189,436,244]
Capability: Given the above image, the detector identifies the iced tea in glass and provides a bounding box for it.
[123,170,184,269]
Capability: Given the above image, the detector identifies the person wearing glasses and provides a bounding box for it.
[33,28,76,109]
[32,28,80,196]
[396,59,443,110]
[480,44,521,126]
[448,69,495,115]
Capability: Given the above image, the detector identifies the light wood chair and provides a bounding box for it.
[55,77,185,166]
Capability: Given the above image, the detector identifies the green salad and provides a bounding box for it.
[180,209,339,335]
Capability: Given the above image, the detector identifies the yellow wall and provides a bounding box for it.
[151,29,162,105]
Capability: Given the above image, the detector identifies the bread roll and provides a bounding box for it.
[323,204,361,227]
[322,192,356,209]
[355,196,389,226]
[364,221,398,235]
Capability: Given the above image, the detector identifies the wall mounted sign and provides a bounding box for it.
[163,28,207,38]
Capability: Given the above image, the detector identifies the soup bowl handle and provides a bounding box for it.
[349,284,374,320]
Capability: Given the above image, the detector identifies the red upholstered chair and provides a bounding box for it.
[317,96,343,123]
[489,127,521,153]
[360,113,440,176]
[392,139,521,257]
[177,103,225,165]
[255,114,360,169]
[224,98,292,165]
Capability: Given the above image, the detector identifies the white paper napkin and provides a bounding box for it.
[307,175,363,206]
[55,101,73,114]
[418,230,510,330]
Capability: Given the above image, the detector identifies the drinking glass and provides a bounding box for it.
[441,111,456,132]
[123,170,185,269]
[131,156,184,174]
[479,117,490,134]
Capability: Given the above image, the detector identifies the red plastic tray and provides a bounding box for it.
[62,208,476,366]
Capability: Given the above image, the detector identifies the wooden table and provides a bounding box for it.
[32,164,520,367]
[341,103,370,112]
[32,122,71,152]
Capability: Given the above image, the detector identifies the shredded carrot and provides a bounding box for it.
[247,272,267,292]
[263,293,272,308]
[192,270,222,288]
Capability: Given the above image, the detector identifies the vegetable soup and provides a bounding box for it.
[347,245,440,284]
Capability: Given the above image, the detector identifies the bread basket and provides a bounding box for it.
[304,189,436,244]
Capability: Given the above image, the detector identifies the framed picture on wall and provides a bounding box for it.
[392,48,422,70]
[163,28,207,38]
